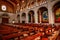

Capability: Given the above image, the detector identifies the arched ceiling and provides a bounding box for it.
[0,0,47,13]
[53,1,60,13]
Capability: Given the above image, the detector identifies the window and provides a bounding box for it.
[53,1,60,23]
[28,10,35,23]
[55,8,60,22]
[38,7,48,23]
[42,11,48,23]
[17,14,20,23]
[1,5,6,11]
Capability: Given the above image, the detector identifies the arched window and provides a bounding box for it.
[17,14,20,23]
[22,13,26,17]
[21,13,26,23]
[28,10,35,23]
[28,13,31,22]
[53,1,60,23]
[38,7,48,23]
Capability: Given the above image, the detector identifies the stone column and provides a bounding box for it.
[34,10,38,23]
[47,1,54,24]
[26,11,29,23]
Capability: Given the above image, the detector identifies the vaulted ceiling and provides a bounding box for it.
[0,0,47,13]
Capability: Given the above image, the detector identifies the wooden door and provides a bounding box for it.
[2,18,9,23]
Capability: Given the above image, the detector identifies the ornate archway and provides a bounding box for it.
[53,1,60,23]
[28,10,35,23]
[21,13,26,23]
[37,7,48,23]
[17,14,20,23]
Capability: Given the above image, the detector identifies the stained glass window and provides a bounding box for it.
[55,8,60,22]
[1,5,6,11]
[42,11,48,23]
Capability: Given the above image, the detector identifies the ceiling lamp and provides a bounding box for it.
[1,5,7,11]
[20,8,23,11]
[40,3,42,5]
[26,6,28,9]
[44,1,47,3]
[17,3,19,6]
[36,3,39,6]
[28,7,30,9]
[26,6,30,9]
[22,0,24,3]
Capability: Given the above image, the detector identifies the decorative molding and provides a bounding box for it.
[51,0,55,2]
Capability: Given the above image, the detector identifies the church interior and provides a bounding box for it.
[0,0,60,40]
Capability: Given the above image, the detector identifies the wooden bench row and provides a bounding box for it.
[0,23,60,40]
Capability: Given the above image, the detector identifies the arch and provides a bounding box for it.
[37,7,48,23]
[21,13,26,23]
[22,13,26,17]
[2,13,9,16]
[53,1,60,23]
[17,14,20,23]
[28,10,35,23]
[2,13,9,18]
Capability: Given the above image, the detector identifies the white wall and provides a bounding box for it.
[0,12,16,23]
[0,0,60,24]
[19,0,60,24]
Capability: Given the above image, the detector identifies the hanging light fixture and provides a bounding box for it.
[20,8,23,11]
[22,0,24,3]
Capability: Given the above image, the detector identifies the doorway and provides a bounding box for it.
[2,18,9,23]
[2,13,9,23]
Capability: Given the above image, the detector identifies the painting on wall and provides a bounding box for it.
[42,11,49,23]
[55,8,60,23]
